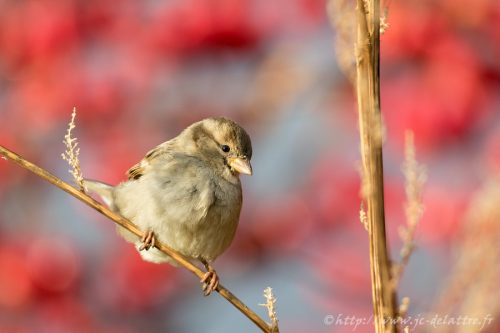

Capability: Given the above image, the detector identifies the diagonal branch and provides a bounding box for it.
[0,144,273,333]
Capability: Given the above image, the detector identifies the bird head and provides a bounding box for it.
[184,117,253,181]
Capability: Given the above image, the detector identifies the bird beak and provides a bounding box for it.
[229,157,252,175]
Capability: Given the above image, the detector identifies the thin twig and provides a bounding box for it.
[0,144,273,333]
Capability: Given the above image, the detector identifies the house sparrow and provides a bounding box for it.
[84,117,252,295]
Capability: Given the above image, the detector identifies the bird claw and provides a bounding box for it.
[200,267,219,296]
[139,230,155,251]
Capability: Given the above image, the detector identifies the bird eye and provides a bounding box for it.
[221,145,230,153]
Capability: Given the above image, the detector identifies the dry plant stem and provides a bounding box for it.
[355,0,398,331]
[0,144,273,333]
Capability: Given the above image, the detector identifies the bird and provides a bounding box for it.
[83,117,252,295]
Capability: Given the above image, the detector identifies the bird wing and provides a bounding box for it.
[114,153,217,236]
[119,137,217,221]
[127,143,167,180]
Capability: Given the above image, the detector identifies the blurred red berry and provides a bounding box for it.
[99,245,177,312]
[308,158,360,227]
[0,246,33,309]
[381,1,446,60]
[419,185,469,245]
[249,194,314,253]
[36,296,95,333]
[150,0,259,56]
[0,0,78,66]
[483,128,500,174]
[308,232,373,318]
[382,34,487,153]
[26,237,80,294]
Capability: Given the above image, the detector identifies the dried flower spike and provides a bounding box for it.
[380,15,390,34]
[399,296,410,318]
[260,287,279,332]
[392,131,426,287]
[360,202,369,231]
[61,107,85,191]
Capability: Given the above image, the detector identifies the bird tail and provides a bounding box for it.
[83,179,115,208]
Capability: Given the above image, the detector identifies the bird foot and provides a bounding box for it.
[139,230,155,251]
[200,265,219,296]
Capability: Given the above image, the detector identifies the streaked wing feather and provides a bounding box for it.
[127,145,165,180]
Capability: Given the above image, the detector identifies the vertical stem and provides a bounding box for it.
[355,0,398,332]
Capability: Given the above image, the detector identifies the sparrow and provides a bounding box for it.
[84,117,252,295]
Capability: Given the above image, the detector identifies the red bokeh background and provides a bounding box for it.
[1,0,499,332]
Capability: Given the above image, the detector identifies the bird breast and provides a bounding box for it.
[113,161,243,263]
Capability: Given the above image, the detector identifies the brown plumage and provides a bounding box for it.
[84,117,253,295]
